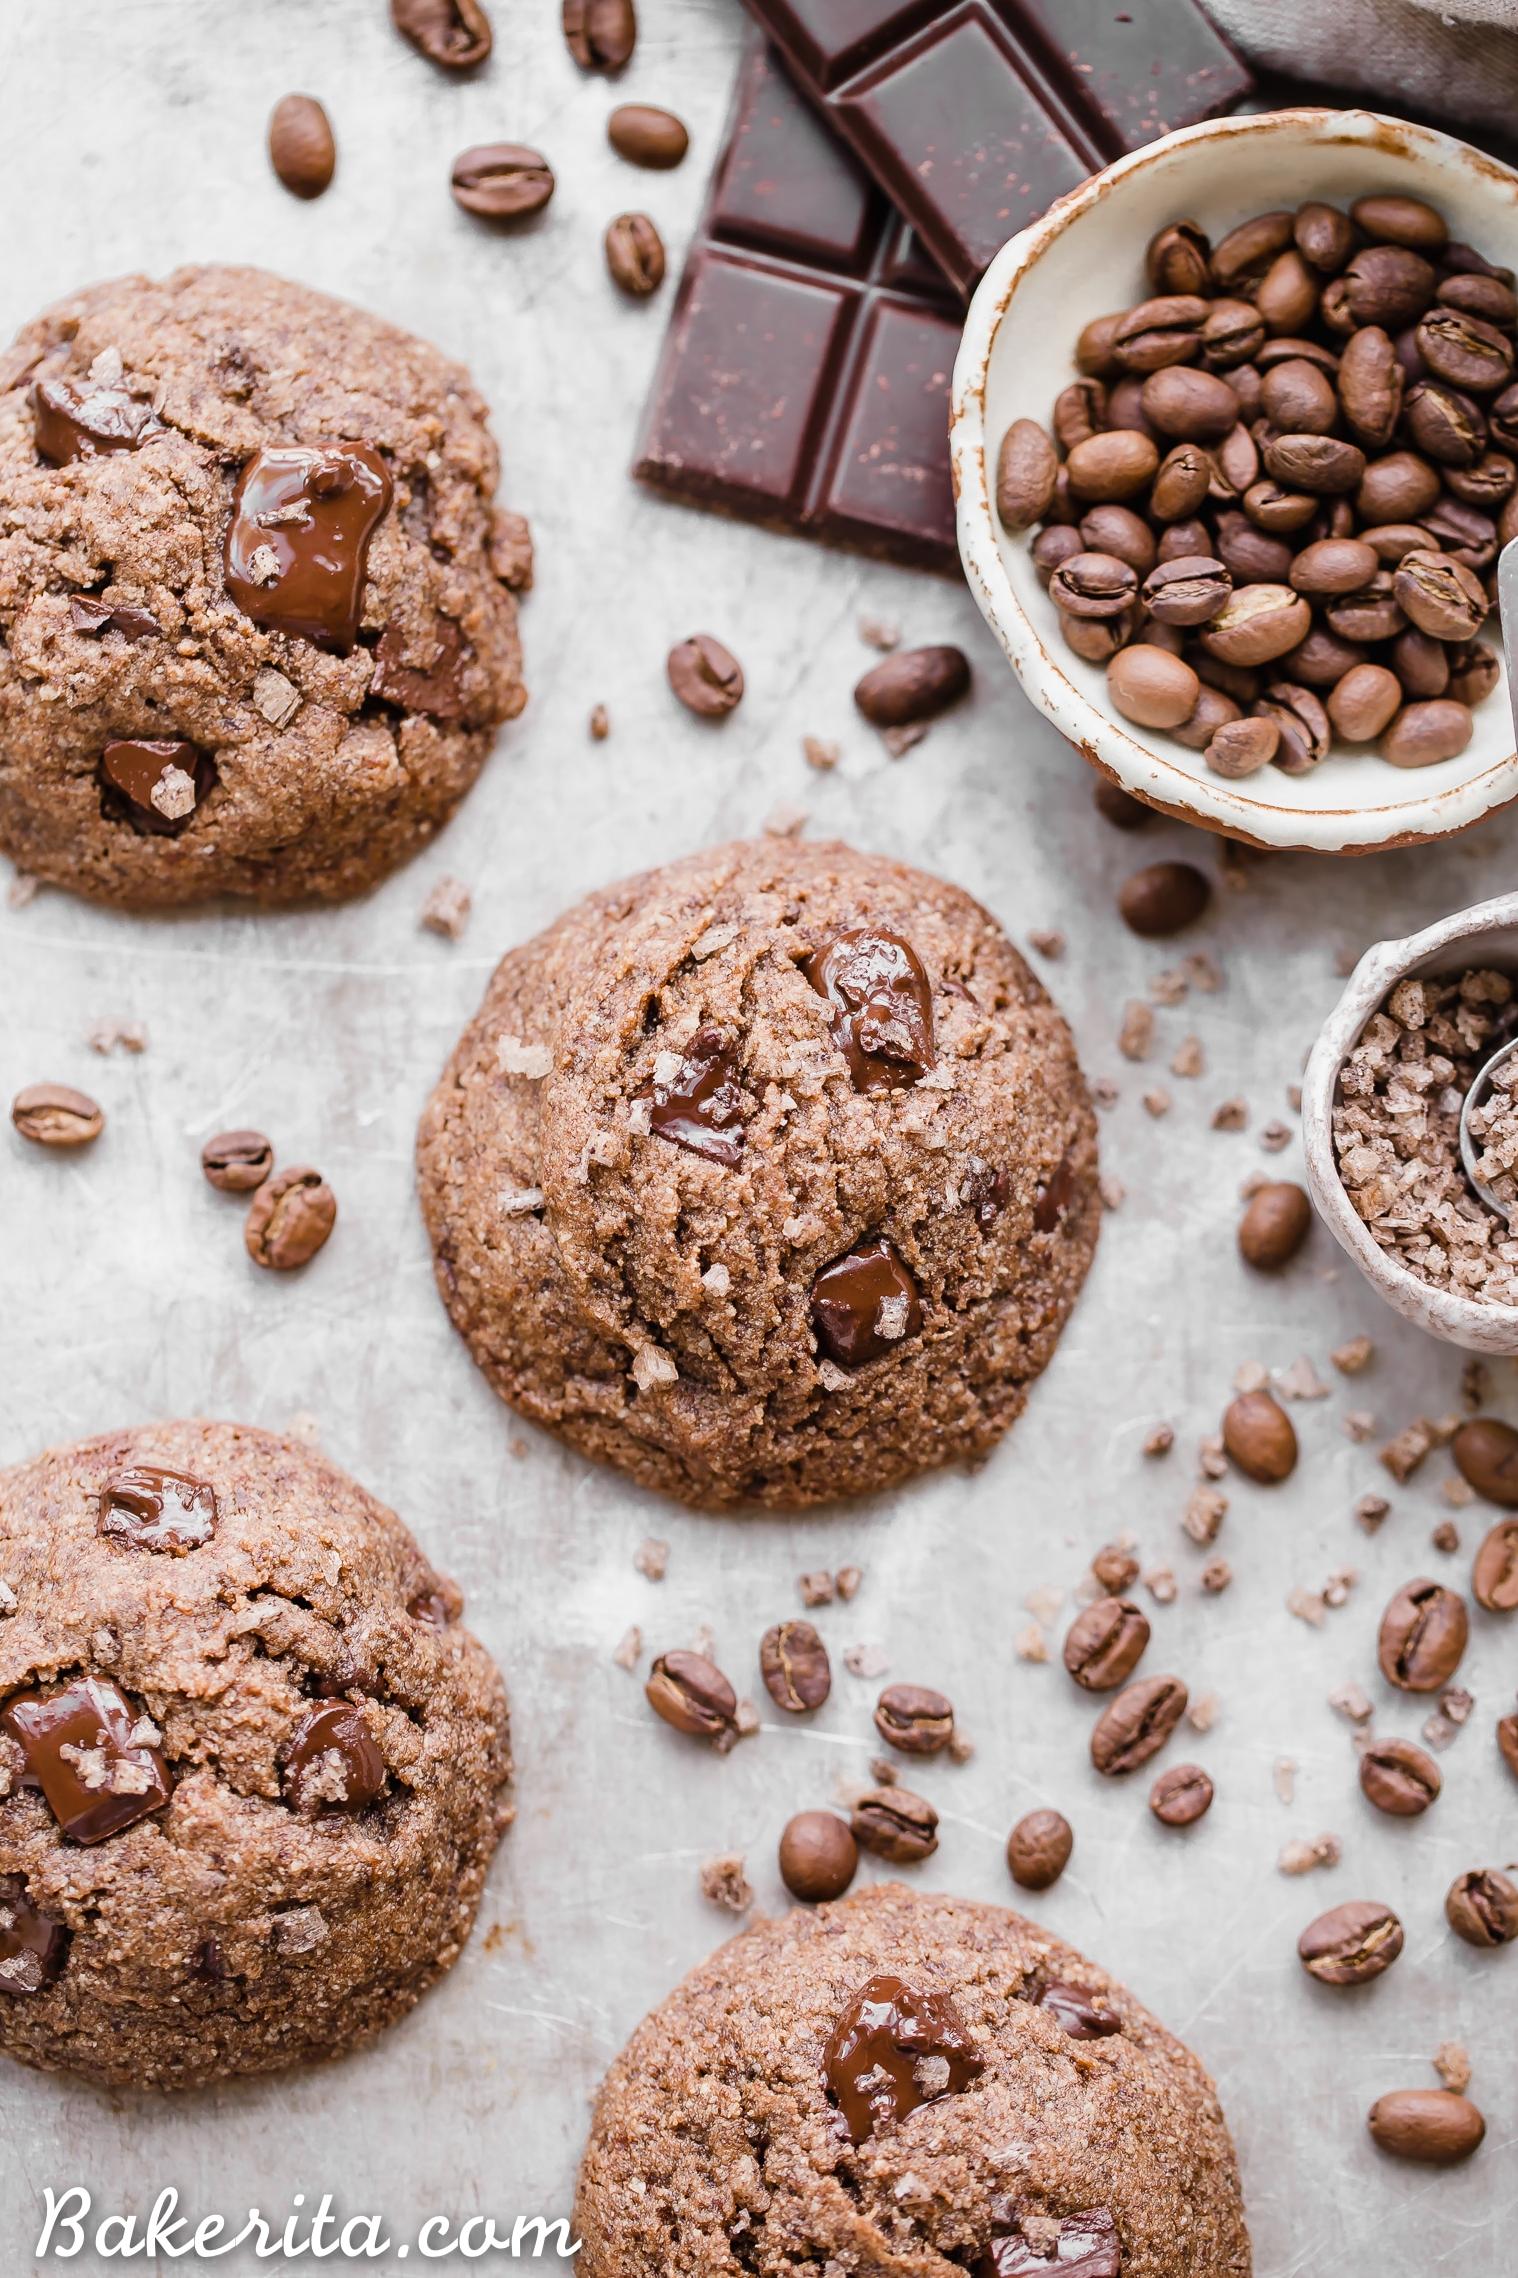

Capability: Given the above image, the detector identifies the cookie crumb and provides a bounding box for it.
[1142,1423,1175,1459]
[835,1566,863,1601]
[1273,1757,1297,1805]
[1200,1558,1232,1594]
[881,723,926,760]
[1142,1088,1172,1118]
[1258,1120,1291,1153]
[88,1019,148,1055]
[1014,1624,1048,1663]
[1434,2042,1472,2095]
[1183,1488,1227,1547]
[1331,1334,1374,1375]
[6,873,39,909]
[497,1035,553,1079]
[843,1642,888,1680]
[1099,1174,1125,1212]
[1275,1355,1329,1402]
[1093,1541,1141,1589]
[1278,1833,1341,1876]
[1286,1587,1325,1628]
[1431,1518,1461,1554]
[1118,1001,1154,1062]
[762,802,808,838]
[589,703,610,741]
[859,615,900,651]
[802,735,840,772]
[634,1538,668,1582]
[1354,1492,1390,1533]
[1028,929,1065,959]
[420,875,472,940]
[799,1571,834,1608]
[1342,1410,1375,1444]
[1212,1097,1247,1131]
[1170,1034,1204,1079]
[1187,1691,1219,1734]
[1144,1566,1177,1605]
[1328,1681,1373,1724]
[1380,1418,1436,1483]
[699,1854,752,1914]
[612,1625,642,1671]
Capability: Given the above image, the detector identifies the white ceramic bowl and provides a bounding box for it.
[950,107,1518,855]
[1302,892,1518,1351]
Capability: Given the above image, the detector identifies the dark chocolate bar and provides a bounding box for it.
[738,0,1254,296]
[633,40,962,572]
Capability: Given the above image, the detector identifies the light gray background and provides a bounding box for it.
[1,3,1514,2271]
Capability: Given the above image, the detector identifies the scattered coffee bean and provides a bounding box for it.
[667,633,743,717]
[268,94,336,200]
[1452,1416,1518,1505]
[11,1082,104,1149]
[996,419,1059,531]
[1382,698,1474,769]
[1107,644,1200,729]
[1006,1808,1073,1891]
[778,1810,857,1902]
[605,211,665,295]
[1238,1180,1311,1269]
[852,1785,939,1863]
[874,1682,954,1756]
[1117,860,1210,938]
[854,645,971,729]
[243,1166,336,1270]
[1326,661,1402,743]
[1473,1518,1518,1612]
[1222,1389,1298,1483]
[562,0,635,70]
[1377,1577,1469,1691]
[1090,1674,1187,1775]
[1367,2089,1485,2165]
[1206,715,1277,777]
[1360,1735,1442,1816]
[1149,1763,1213,1827]
[1063,1597,1150,1691]
[607,103,687,169]
[759,1620,830,1713]
[393,0,491,66]
[1066,430,1160,503]
[645,1649,737,1741]
[200,1129,274,1193]
[451,145,554,222]
[1298,1899,1404,1984]
[1445,1866,1518,1948]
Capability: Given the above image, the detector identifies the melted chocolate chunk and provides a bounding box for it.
[281,1701,385,1815]
[99,738,215,836]
[1,1677,172,1845]
[224,442,393,653]
[69,595,159,640]
[983,2209,1121,2277]
[964,1160,1009,1229]
[1039,1981,1121,2040]
[811,1235,922,1369]
[371,615,469,719]
[647,1028,746,1166]
[32,374,165,465]
[824,1973,983,2144]
[189,1936,229,1982]
[1033,1147,1078,1234]
[98,1466,217,1554]
[805,928,935,1091]
[0,1876,68,1996]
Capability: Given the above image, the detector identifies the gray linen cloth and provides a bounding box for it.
[1206,0,1518,134]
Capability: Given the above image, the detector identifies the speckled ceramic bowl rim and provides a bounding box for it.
[1302,891,1518,1351]
[950,107,1518,857]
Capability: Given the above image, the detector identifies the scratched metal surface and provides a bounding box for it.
[0,4,1514,2272]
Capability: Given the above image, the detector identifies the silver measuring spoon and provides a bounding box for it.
[1456,537,1518,1217]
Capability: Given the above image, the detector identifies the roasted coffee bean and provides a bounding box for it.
[1214,510,1293,585]
[1491,379,1518,448]
[874,1683,954,1756]
[1211,422,1260,498]
[1458,1416,1518,1505]
[1050,551,1138,620]
[268,94,336,200]
[1360,1736,1442,1816]
[1262,432,1365,495]
[1006,1807,1073,1890]
[1106,644,1200,730]
[1206,715,1277,777]
[1404,378,1485,466]
[1149,1762,1213,1827]
[1444,448,1516,506]
[1424,491,1499,568]
[1239,1180,1312,1267]
[1199,584,1311,667]
[1352,192,1448,253]
[1378,1577,1469,1691]
[778,1811,857,1902]
[668,632,743,717]
[450,144,554,221]
[645,1649,737,1740]
[1211,211,1294,291]
[1298,1899,1404,1985]
[1158,515,1214,560]
[1257,248,1319,335]
[1090,1674,1187,1775]
[1260,356,1337,435]
[1290,537,1379,596]
[1079,503,1156,573]
[1391,626,1451,698]
[1061,609,1132,663]
[1112,295,1208,373]
[1140,556,1231,626]
[1294,200,1356,274]
[1258,334,1341,376]
[996,418,1058,530]
[1065,429,1159,503]
[1417,307,1514,393]
[1325,571,1407,644]
[1449,640,1501,705]
[759,1620,830,1713]
[1368,2090,1485,2165]
[1438,271,1518,328]
[1053,378,1107,452]
[1146,220,1211,297]
[1222,1388,1298,1481]
[1075,311,1124,378]
[605,211,665,295]
[11,1082,104,1148]
[1445,1866,1518,1947]
[1193,653,1262,706]
[1201,298,1266,370]
[1255,680,1329,774]
[1063,1596,1150,1691]
[1334,325,1403,446]
[1383,700,1473,768]
[393,0,492,69]
[1140,366,1239,442]
[1328,662,1402,742]
[1359,520,1435,563]
[1172,683,1241,751]
[201,1129,273,1193]
[562,0,635,70]
[607,103,687,168]
[1243,478,1318,533]
[854,644,970,726]
[1392,548,1488,639]
[1043,466,1078,525]
[1285,626,1368,687]
[1117,859,1210,938]
[244,1166,336,1270]
[1032,525,1084,586]
[1344,243,1439,328]
[852,1786,939,1863]
[1357,449,1442,522]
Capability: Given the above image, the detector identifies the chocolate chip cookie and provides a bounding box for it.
[0,1421,513,2088]
[575,1883,1250,2276]
[0,264,530,907]
[418,838,1098,1508]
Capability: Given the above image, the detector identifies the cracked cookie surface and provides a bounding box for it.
[0,1420,513,2088]
[418,839,1098,1509]
[0,264,529,907]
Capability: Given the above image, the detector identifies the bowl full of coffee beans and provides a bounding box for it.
[951,107,1518,855]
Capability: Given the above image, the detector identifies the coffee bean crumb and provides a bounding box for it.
[1014,1624,1049,1663]
[613,1625,642,1672]
[1143,1089,1171,1118]
[1259,1121,1292,1153]
[1440,1475,1474,1510]
[1186,952,1223,994]
[1028,928,1066,959]
[762,802,808,839]
[1279,1833,1342,1875]
[1091,1076,1120,1109]
[1435,2042,1472,2095]
[1201,1558,1232,1594]
[1141,1425,1174,1460]
[89,1019,148,1055]
[588,703,610,740]
[799,1570,834,1608]
[1171,1034,1205,1079]
[802,734,840,772]
[699,1854,752,1914]
[1343,1410,1376,1444]
[1332,1334,1375,1374]
[881,723,927,760]
[1118,1001,1154,1061]
[1461,1360,1488,1412]
[947,1729,975,1764]
[836,1565,863,1601]
[1144,1566,1177,1605]
[858,615,900,651]
[1151,967,1187,1007]
[634,1538,668,1581]
[1188,1691,1219,1734]
[1329,1680,1374,1725]
[844,1642,888,1679]
[1199,1432,1230,1476]
[1423,1685,1474,1752]
[1274,1757,1297,1805]
[1279,1356,1330,1402]
[1212,1097,1248,1131]
[1355,1492,1391,1532]
[1431,1519,1462,1554]
[420,875,472,940]
[1183,1488,1228,1546]
[1381,1418,1437,1482]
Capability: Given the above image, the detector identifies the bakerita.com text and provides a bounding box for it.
[36,2189,580,2262]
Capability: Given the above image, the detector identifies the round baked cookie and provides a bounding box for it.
[575,1883,1251,2277]
[0,1421,513,2089]
[418,838,1098,1509]
[0,264,530,907]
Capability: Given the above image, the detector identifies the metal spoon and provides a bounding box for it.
[1456,537,1518,1218]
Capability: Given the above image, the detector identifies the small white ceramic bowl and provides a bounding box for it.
[950,107,1518,855]
[1302,892,1518,1351]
